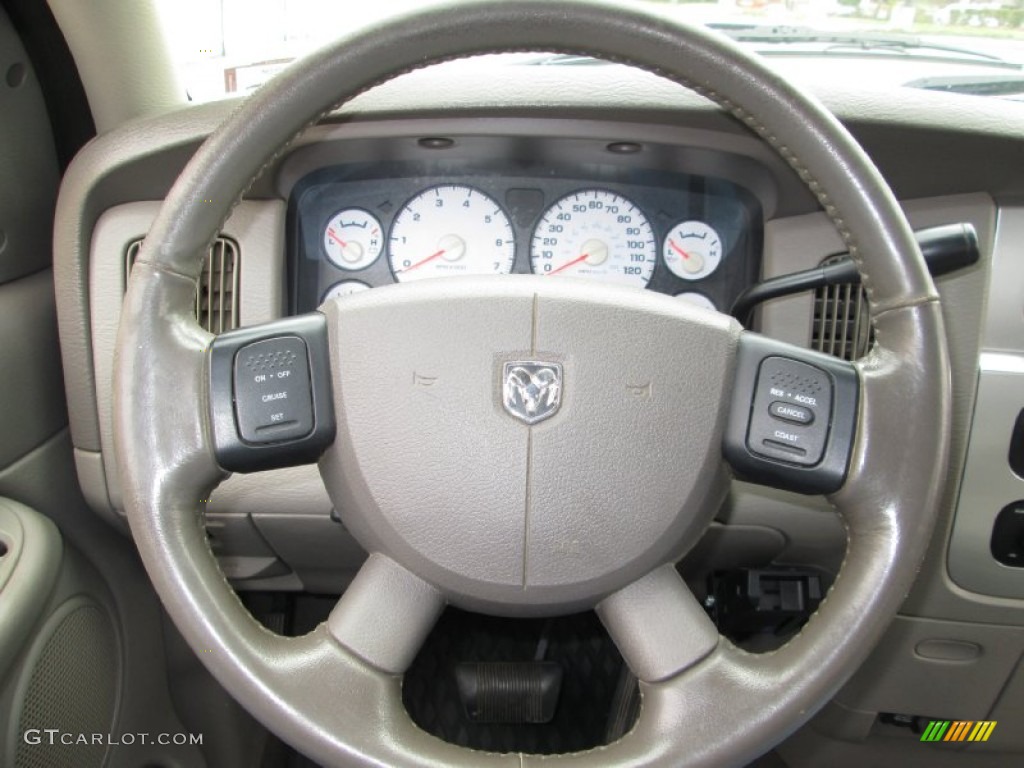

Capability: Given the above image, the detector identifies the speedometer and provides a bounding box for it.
[530,190,656,287]
[389,185,515,282]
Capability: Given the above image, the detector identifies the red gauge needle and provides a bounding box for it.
[400,248,446,273]
[668,239,692,260]
[327,228,348,248]
[547,252,590,276]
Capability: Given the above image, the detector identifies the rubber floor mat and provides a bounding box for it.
[402,608,633,755]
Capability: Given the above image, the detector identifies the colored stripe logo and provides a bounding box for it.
[920,720,997,742]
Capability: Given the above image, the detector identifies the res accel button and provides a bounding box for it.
[233,336,314,444]
[769,401,814,425]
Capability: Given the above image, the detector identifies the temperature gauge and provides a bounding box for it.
[323,209,383,270]
[663,221,723,281]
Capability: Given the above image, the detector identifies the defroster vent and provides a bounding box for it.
[811,255,873,361]
[125,237,240,334]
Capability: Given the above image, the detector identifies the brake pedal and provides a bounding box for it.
[455,662,563,724]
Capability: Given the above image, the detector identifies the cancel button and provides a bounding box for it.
[769,401,814,426]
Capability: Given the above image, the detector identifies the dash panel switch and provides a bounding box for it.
[233,337,314,444]
[747,357,833,466]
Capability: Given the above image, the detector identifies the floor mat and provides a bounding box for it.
[402,608,633,755]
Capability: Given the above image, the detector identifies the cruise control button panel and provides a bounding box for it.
[209,314,335,473]
[749,358,831,466]
[233,337,313,444]
[724,333,859,495]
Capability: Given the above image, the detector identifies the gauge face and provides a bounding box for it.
[321,280,371,303]
[530,190,656,287]
[322,209,383,270]
[676,291,717,312]
[388,185,515,282]
[663,220,723,281]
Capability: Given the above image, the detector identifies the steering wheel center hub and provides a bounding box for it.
[320,276,739,614]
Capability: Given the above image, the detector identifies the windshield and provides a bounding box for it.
[157,0,1024,102]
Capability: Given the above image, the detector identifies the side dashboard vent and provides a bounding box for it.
[811,256,873,362]
[125,237,240,334]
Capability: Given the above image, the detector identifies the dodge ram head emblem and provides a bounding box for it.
[502,362,563,425]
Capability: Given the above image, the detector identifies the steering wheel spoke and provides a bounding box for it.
[597,564,719,683]
[327,553,445,674]
[208,313,336,473]
[723,331,860,495]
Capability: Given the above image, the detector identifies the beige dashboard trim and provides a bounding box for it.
[948,206,1024,600]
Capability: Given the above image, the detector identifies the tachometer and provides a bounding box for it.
[389,185,515,282]
[530,190,655,287]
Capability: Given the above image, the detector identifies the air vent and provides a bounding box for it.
[125,237,240,334]
[810,256,873,361]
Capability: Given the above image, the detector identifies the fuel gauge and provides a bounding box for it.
[323,209,383,270]
[663,220,723,281]
[675,292,717,312]
[322,280,371,303]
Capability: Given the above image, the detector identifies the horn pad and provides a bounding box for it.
[320,276,740,615]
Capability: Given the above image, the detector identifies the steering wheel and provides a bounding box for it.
[114,1,950,765]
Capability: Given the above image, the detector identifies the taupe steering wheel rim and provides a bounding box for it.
[114,1,950,766]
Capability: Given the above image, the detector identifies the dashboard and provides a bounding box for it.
[41,47,1024,763]
[289,159,762,315]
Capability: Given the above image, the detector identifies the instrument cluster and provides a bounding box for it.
[290,163,761,314]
